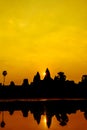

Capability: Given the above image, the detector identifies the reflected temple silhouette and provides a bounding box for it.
[0,100,87,128]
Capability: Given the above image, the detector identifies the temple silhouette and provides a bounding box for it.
[0,68,87,99]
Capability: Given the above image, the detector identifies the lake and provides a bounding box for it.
[0,99,87,130]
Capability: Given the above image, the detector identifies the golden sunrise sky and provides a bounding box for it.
[0,0,87,84]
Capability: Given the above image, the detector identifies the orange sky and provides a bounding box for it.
[0,0,87,84]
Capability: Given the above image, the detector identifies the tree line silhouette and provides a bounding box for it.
[0,68,87,98]
[0,100,87,128]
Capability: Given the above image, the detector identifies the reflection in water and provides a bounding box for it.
[0,100,87,129]
[43,116,47,124]
[0,111,5,128]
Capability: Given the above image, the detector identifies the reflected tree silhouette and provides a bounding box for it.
[0,111,5,128]
[56,113,68,126]
[84,111,87,120]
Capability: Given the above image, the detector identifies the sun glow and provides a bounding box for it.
[43,72,46,76]
[44,117,47,124]
[43,116,47,127]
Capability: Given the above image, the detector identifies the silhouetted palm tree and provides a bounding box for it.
[2,71,7,86]
[58,72,66,82]
[82,75,87,83]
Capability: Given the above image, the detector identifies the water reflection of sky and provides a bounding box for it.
[0,110,87,130]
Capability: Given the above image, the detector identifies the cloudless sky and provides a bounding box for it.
[0,0,87,84]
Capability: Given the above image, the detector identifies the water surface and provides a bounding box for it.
[0,99,87,130]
